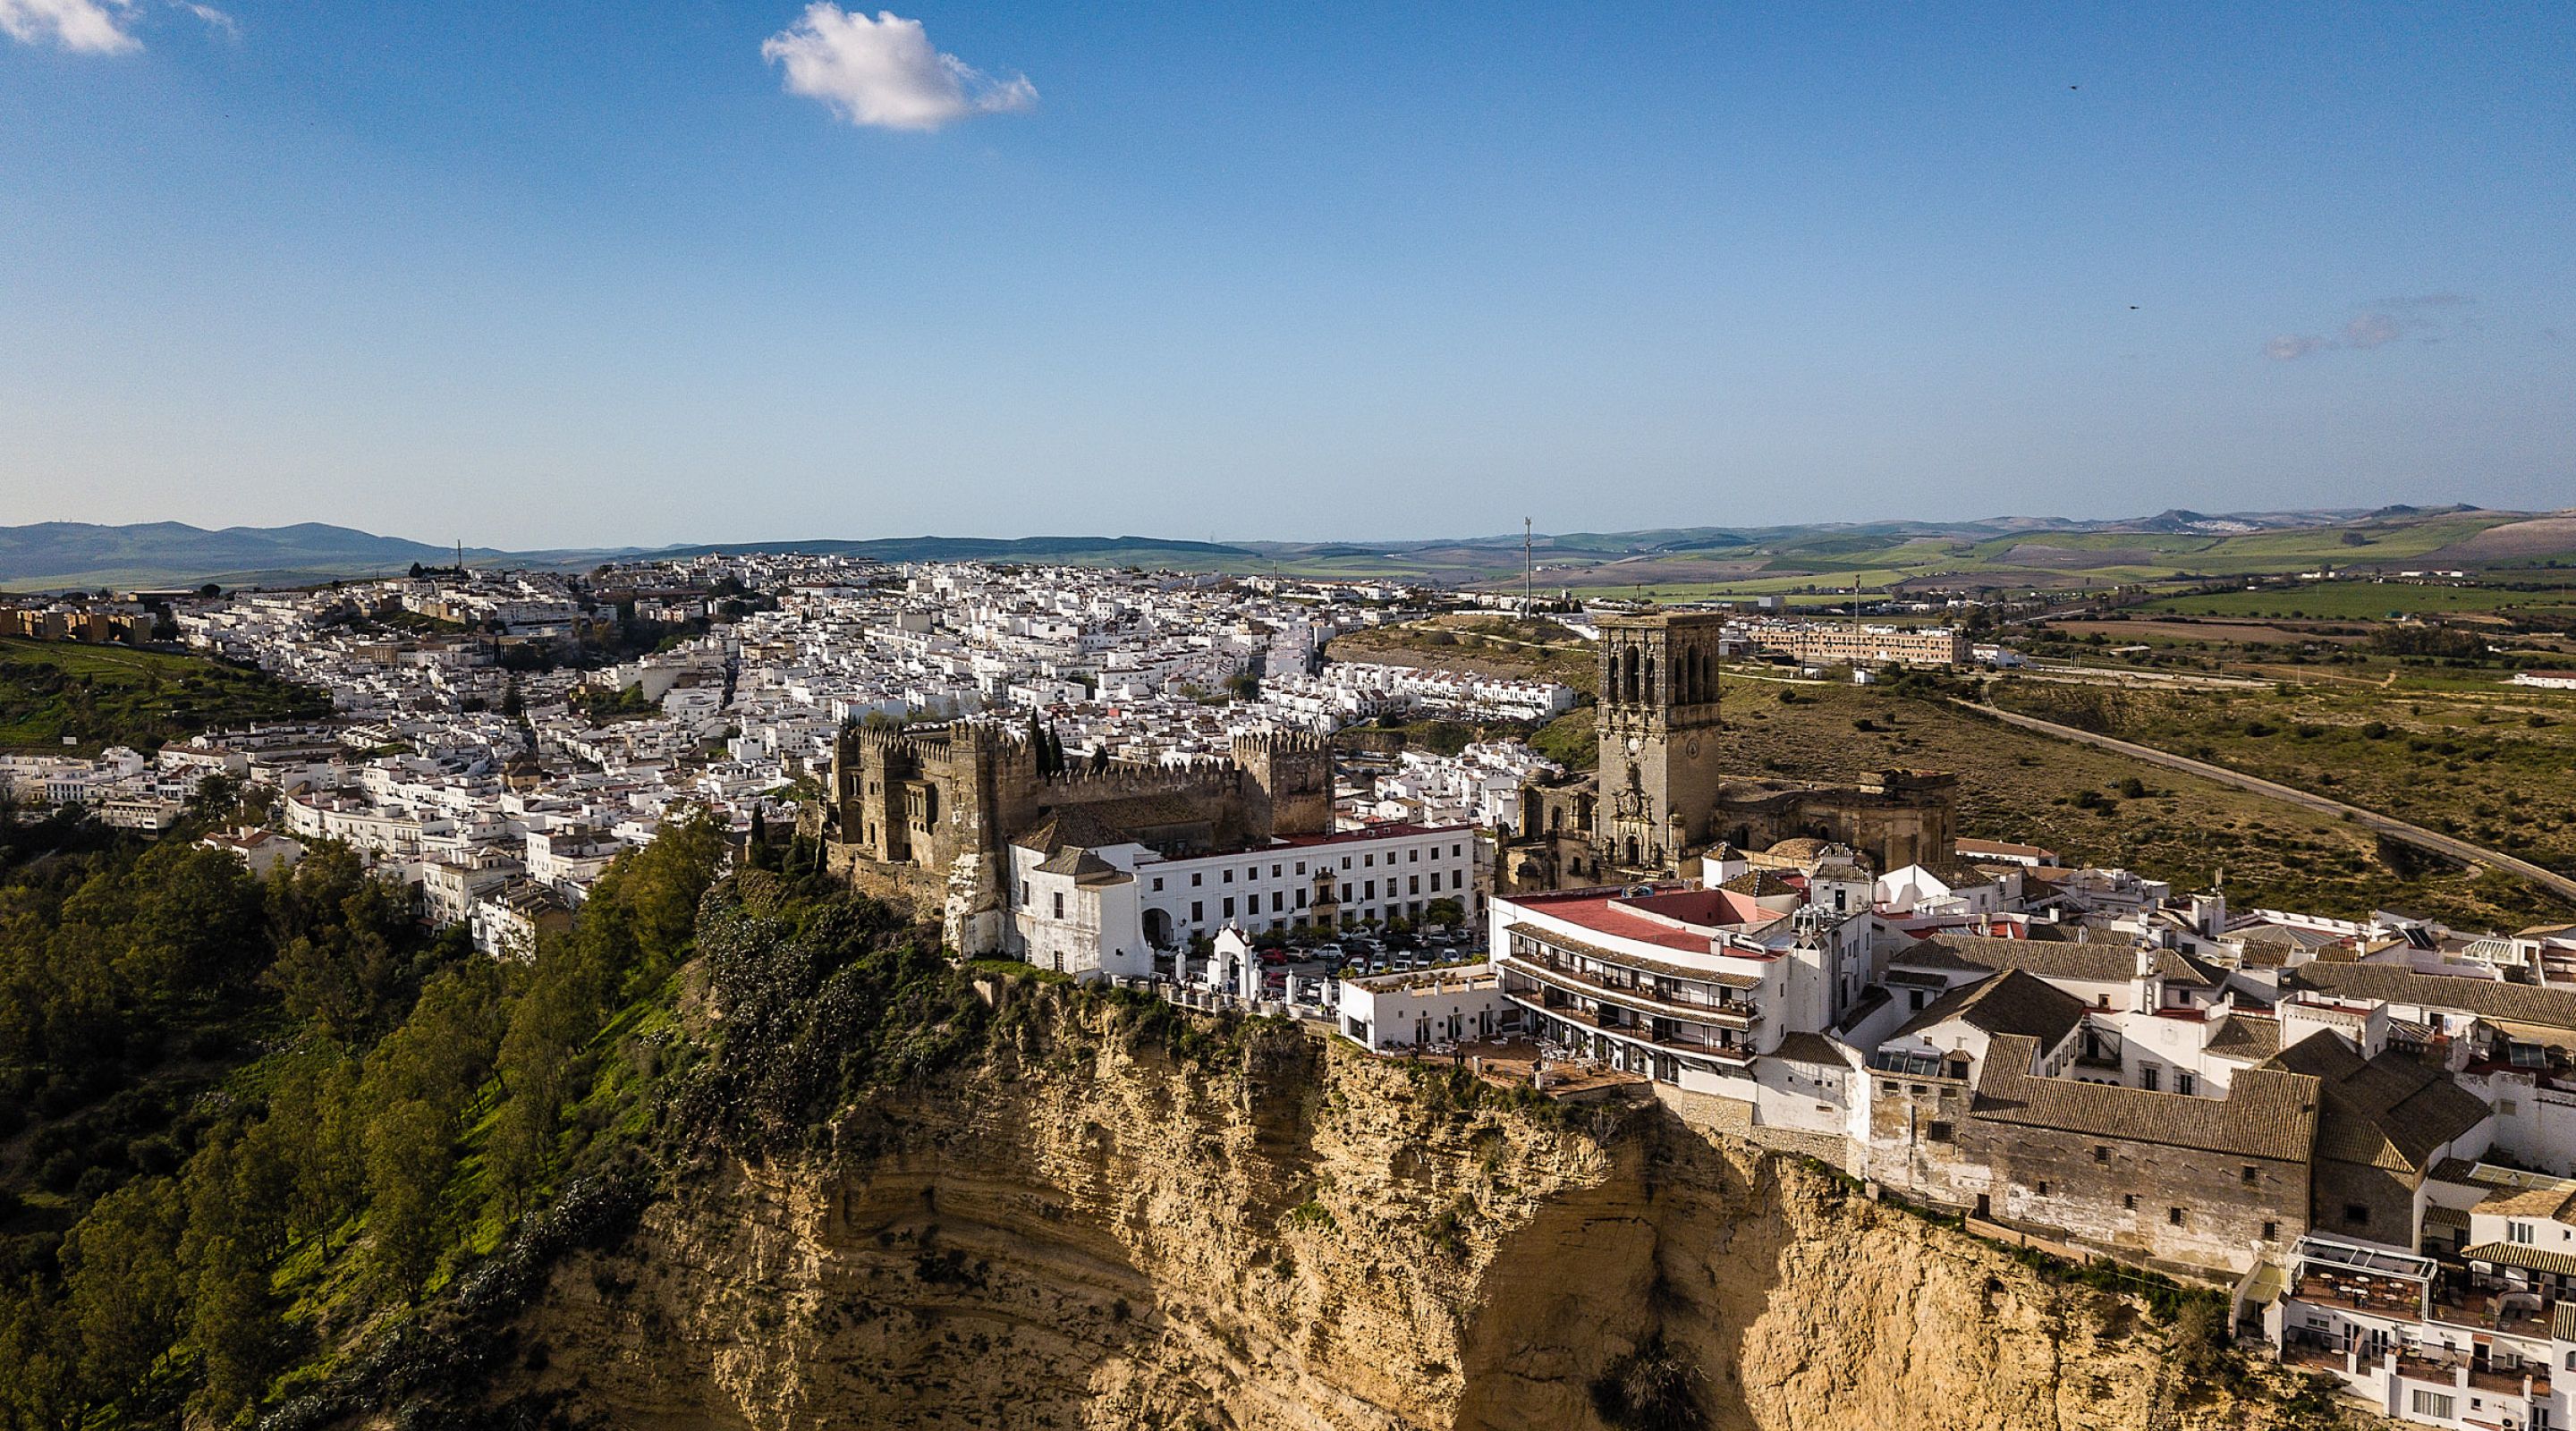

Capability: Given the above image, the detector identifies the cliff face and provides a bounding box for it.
[499,990,2321,1430]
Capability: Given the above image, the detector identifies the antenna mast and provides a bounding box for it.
[1504,520,1524,614]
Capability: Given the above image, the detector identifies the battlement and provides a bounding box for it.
[1230,728,1329,756]
[1039,758,1243,794]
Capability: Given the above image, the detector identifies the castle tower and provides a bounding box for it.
[1231,728,1332,837]
[1595,611,1727,875]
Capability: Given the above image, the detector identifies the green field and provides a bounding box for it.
[0,637,332,753]
[1720,673,2569,930]
[2141,583,2576,620]
[1986,675,2576,896]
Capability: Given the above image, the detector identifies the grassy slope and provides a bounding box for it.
[1717,673,2564,930]
[0,636,332,753]
[2142,585,2576,619]
[1326,614,1600,694]
[1986,675,2576,890]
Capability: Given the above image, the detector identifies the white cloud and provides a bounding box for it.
[2343,313,2401,350]
[173,0,233,38]
[762,5,1036,131]
[0,0,141,54]
[0,0,233,53]
[2266,294,2479,361]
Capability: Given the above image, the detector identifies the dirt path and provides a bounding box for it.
[1958,700,2576,908]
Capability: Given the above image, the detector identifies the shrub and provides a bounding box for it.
[1589,1333,1707,1431]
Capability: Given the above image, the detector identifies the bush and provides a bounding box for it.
[1589,1333,1707,1431]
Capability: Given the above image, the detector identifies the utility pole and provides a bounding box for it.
[1504,525,1524,614]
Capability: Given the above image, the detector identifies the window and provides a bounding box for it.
[2140,1067,2159,1092]
[1020,880,1030,903]
[1223,868,1233,883]
[1191,873,1202,886]
[2501,1099,2521,1116]
[1051,893,1064,919]
[1341,884,1352,902]
[1272,893,1284,913]
[1409,876,1420,895]
[1365,853,1375,867]
[2093,1146,2111,1164]
[1341,856,1352,870]
[1294,861,1305,875]
[1452,843,1462,857]
[2512,1220,2537,1245]
[2343,1204,2370,1226]
[2122,1194,2138,1211]
[2262,1221,2278,1241]
[2177,1072,2197,1097]
[1409,848,1419,862]
[1294,889,1306,909]
[2411,1392,2453,1420]
[2167,1207,2184,1226]
[1271,864,1282,878]
[1925,1122,1953,1142]
[2035,1181,2050,1198]
[1191,902,1203,921]
[1151,877,1164,892]
[1365,881,1376,900]
[1223,898,1235,919]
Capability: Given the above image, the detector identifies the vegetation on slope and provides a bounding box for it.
[1327,614,1599,695]
[1713,673,2563,929]
[1985,676,2576,885]
[0,638,331,755]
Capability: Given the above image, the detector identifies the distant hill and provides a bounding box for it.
[0,522,521,592]
[4,506,2570,594]
[654,535,1263,564]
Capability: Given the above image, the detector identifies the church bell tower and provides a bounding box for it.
[1594,611,1727,876]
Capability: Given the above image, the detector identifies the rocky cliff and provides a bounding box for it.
[493,984,2343,1430]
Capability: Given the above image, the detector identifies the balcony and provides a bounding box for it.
[1538,999,1751,1063]
[1497,950,1759,1026]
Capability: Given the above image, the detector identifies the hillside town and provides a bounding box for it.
[10,563,2576,1430]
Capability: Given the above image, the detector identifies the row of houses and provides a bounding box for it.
[1328,834,2576,1430]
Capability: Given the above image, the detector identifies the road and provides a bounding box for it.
[1957,700,2576,909]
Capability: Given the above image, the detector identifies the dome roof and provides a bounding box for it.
[1764,836,1831,860]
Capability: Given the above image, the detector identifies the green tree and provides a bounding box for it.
[362,1097,454,1299]
[61,1176,186,1406]
[176,1139,285,1421]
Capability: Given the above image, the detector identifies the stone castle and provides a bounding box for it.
[1501,610,1955,893]
[819,720,1332,953]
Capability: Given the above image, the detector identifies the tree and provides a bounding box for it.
[177,1138,286,1419]
[263,845,433,1042]
[1424,897,1464,930]
[363,1097,454,1298]
[61,1176,186,1405]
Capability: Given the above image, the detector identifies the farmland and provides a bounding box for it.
[1716,673,2568,930]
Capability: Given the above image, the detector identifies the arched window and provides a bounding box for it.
[1624,835,1640,866]
[1549,807,1563,834]
[1642,656,1656,705]
[1622,647,1640,705]
[922,785,939,823]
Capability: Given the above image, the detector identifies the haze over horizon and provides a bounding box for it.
[4,2,2570,549]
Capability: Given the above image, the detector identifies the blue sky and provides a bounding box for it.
[2,1,2568,548]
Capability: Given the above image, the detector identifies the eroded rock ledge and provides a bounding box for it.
[496,988,2343,1430]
